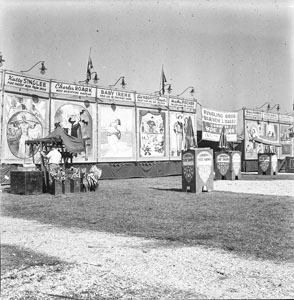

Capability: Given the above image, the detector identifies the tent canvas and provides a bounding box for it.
[26,127,86,154]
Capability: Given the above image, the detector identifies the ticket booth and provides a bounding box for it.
[258,153,278,175]
[214,151,242,180]
[182,148,214,193]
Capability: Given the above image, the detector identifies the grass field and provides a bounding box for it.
[1,175,293,264]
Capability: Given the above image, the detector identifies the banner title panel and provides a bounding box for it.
[169,97,196,112]
[202,107,237,142]
[136,93,168,107]
[51,82,96,98]
[5,73,50,93]
[244,109,262,121]
[97,88,135,104]
[279,114,293,124]
[262,112,279,123]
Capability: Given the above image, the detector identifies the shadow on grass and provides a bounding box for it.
[1,176,294,262]
[151,187,183,192]
[1,244,65,275]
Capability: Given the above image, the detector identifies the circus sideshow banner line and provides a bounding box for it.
[138,108,168,160]
[2,92,49,163]
[201,107,238,142]
[51,99,96,162]
[170,112,197,159]
[98,104,135,161]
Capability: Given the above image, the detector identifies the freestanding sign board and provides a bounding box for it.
[258,153,278,175]
[214,151,242,180]
[182,148,214,193]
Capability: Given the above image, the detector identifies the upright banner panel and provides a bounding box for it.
[51,99,96,162]
[169,111,196,159]
[2,93,49,163]
[279,123,293,158]
[243,109,292,160]
[244,119,264,160]
[202,107,237,142]
[98,104,136,162]
[137,108,168,160]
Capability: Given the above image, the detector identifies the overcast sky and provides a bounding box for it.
[1,0,293,113]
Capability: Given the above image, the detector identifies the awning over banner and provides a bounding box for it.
[251,136,282,147]
[26,127,86,154]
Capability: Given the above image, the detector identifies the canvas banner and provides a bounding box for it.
[170,112,196,159]
[201,107,237,142]
[98,104,135,161]
[1,92,49,163]
[138,109,167,159]
[51,99,96,162]
[279,123,293,158]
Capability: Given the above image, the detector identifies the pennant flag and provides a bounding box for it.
[218,126,228,150]
[86,55,93,82]
[161,66,167,95]
[184,116,197,150]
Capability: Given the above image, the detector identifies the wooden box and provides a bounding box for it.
[214,151,242,180]
[182,148,214,193]
[70,179,81,193]
[49,180,64,195]
[10,170,43,195]
[258,153,278,175]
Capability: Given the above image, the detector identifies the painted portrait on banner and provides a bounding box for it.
[263,122,279,154]
[3,94,47,160]
[279,124,292,158]
[52,101,95,161]
[139,109,166,158]
[99,105,134,159]
[170,112,196,158]
[244,120,264,160]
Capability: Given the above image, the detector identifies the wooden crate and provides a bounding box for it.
[70,179,81,193]
[49,180,64,195]
[10,170,43,195]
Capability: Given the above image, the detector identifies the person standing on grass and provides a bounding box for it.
[41,145,62,180]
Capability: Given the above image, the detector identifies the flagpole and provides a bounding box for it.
[160,64,163,94]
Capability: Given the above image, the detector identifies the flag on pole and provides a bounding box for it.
[161,66,167,95]
[86,53,93,82]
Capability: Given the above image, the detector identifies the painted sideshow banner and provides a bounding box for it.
[2,93,48,162]
[170,112,196,159]
[202,107,237,142]
[279,124,292,158]
[98,104,135,161]
[262,122,279,155]
[51,99,96,162]
[138,109,167,159]
[244,120,264,160]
